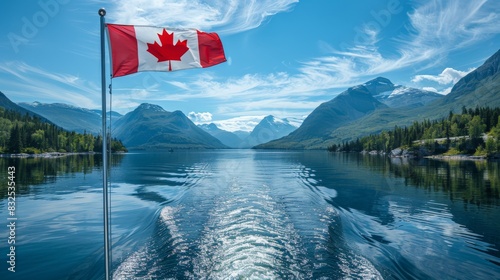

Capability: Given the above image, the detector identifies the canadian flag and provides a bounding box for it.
[106,24,226,77]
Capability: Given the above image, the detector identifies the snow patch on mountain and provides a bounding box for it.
[137,103,166,112]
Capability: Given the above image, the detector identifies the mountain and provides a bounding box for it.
[200,116,298,148]
[112,103,227,149]
[233,130,251,140]
[258,49,500,149]
[242,115,298,147]
[90,109,123,122]
[256,83,389,149]
[18,102,120,134]
[0,91,48,118]
[330,49,500,145]
[199,123,243,148]
[428,49,500,112]
[368,77,443,108]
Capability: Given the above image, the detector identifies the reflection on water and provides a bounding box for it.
[0,151,499,279]
[350,154,500,206]
[388,157,500,206]
[0,154,124,199]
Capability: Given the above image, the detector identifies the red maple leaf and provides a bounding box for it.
[147,29,189,71]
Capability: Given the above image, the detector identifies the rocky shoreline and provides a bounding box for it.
[423,154,488,161]
[360,148,499,161]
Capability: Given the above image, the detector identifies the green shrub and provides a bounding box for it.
[23,147,41,154]
[474,145,487,156]
[444,148,461,156]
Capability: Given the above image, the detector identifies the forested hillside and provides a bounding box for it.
[0,107,126,154]
[330,107,500,157]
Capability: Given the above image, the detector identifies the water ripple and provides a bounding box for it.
[192,179,311,279]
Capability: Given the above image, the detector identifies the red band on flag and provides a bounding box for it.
[107,24,139,77]
[197,30,226,68]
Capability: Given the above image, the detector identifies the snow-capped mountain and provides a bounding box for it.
[366,77,443,108]
[256,77,443,149]
[200,115,299,148]
[243,115,298,147]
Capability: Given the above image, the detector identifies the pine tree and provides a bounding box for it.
[8,124,22,153]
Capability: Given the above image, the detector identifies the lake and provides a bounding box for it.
[0,150,499,279]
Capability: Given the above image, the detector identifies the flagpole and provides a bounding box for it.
[99,8,111,280]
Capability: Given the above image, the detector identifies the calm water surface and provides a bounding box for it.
[0,150,499,279]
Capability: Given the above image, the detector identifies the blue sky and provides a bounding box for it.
[0,0,499,131]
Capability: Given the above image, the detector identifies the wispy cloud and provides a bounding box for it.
[108,0,298,34]
[158,0,499,117]
[3,0,497,122]
[145,0,497,111]
[408,0,499,50]
[113,70,330,120]
[312,0,500,82]
[0,61,100,108]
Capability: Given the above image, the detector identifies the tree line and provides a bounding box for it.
[328,106,500,156]
[0,108,127,154]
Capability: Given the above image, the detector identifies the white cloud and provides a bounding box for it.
[422,87,438,92]
[0,61,100,108]
[440,87,453,95]
[422,87,453,95]
[422,86,452,95]
[412,67,475,85]
[188,111,213,123]
[212,115,265,132]
[109,0,298,34]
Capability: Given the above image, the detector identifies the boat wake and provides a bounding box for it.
[113,160,383,279]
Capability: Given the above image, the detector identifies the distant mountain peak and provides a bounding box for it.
[136,103,166,112]
[263,115,278,124]
[360,77,395,96]
[171,110,184,116]
[199,123,219,130]
[206,123,218,130]
[53,103,86,110]
[365,77,394,86]
[261,115,294,127]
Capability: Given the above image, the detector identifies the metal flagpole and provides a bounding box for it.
[99,8,111,280]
